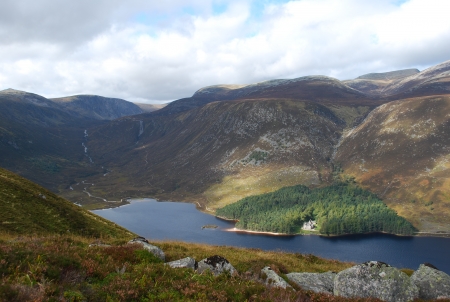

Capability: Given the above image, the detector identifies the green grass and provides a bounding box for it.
[0,167,133,238]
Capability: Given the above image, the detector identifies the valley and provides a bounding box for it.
[2,60,450,234]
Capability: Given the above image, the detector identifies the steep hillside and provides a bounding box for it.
[52,95,144,120]
[61,99,371,210]
[0,89,101,192]
[0,167,132,237]
[335,95,450,233]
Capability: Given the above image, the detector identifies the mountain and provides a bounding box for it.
[51,94,144,120]
[0,167,132,237]
[157,75,381,116]
[344,60,450,99]
[0,89,144,194]
[343,69,420,96]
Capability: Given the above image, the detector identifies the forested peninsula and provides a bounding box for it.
[216,183,416,236]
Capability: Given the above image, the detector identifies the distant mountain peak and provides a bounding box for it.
[356,69,420,81]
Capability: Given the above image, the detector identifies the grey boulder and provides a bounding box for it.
[287,271,335,294]
[197,255,237,276]
[334,261,419,302]
[411,263,450,300]
[128,237,165,261]
[166,257,198,270]
[261,266,292,289]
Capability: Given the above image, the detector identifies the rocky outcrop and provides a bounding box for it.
[334,261,418,302]
[287,271,335,294]
[166,257,198,270]
[197,255,237,276]
[261,266,292,289]
[411,263,450,300]
[127,237,165,261]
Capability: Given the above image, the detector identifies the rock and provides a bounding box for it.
[197,255,237,276]
[88,243,111,248]
[127,237,165,261]
[88,240,111,248]
[411,263,450,300]
[261,266,292,289]
[166,257,198,270]
[201,224,218,229]
[334,261,419,302]
[129,236,149,244]
[287,271,335,294]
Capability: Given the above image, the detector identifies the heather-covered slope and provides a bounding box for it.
[0,167,132,237]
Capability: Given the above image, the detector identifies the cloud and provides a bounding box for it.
[0,0,449,103]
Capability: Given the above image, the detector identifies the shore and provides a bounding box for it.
[223,227,295,236]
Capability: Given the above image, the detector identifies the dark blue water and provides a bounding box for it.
[93,199,450,274]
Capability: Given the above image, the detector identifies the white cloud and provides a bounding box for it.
[0,0,449,103]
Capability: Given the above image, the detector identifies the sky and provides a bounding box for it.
[1,0,450,104]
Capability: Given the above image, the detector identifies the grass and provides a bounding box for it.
[1,234,387,302]
[203,165,320,210]
[0,167,133,238]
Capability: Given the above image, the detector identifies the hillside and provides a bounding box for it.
[334,95,450,233]
[0,167,132,237]
[0,89,147,194]
[62,98,371,210]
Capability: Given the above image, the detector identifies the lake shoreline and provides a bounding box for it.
[98,198,450,239]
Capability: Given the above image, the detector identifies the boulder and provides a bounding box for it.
[334,261,419,302]
[197,255,237,276]
[127,237,165,261]
[166,257,198,270]
[411,263,450,300]
[261,266,292,289]
[287,271,335,294]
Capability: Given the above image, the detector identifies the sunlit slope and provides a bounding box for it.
[0,167,133,238]
[335,95,450,233]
